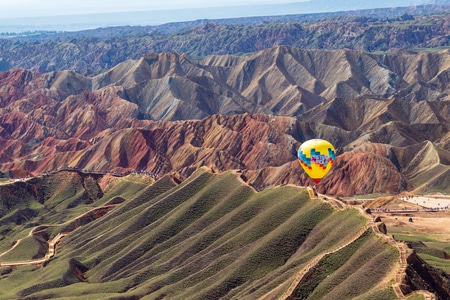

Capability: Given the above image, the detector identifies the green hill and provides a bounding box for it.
[0,169,401,299]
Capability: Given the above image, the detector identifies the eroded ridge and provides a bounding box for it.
[280,225,370,300]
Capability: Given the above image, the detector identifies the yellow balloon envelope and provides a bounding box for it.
[298,139,336,184]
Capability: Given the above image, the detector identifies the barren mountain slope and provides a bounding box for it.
[0,47,449,195]
[21,47,450,121]
[0,109,447,195]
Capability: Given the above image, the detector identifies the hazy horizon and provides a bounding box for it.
[0,0,436,34]
[0,1,300,19]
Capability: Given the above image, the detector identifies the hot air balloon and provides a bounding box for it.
[298,139,336,184]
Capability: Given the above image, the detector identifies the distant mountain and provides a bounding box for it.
[0,0,444,34]
[286,0,432,13]
[0,46,449,196]
[8,47,448,123]
[1,5,450,74]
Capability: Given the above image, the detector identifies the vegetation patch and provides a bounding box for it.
[393,233,450,273]
[288,230,398,299]
[0,170,400,299]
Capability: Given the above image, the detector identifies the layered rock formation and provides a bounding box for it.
[0,47,449,196]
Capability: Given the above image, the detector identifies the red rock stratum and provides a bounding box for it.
[0,47,449,195]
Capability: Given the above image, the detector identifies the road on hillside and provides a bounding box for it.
[0,204,118,267]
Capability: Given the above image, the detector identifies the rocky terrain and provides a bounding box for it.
[0,7,449,299]
[1,6,450,74]
[0,46,449,196]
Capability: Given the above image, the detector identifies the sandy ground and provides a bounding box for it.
[402,196,450,210]
[373,210,450,237]
[367,194,450,237]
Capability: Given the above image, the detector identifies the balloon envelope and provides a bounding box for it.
[298,139,336,184]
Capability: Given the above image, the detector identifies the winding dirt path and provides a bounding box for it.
[259,190,438,300]
[0,233,67,267]
[0,226,41,258]
[357,207,409,299]
[358,206,437,300]
[258,190,366,300]
[278,225,370,300]
[0,204,118,268]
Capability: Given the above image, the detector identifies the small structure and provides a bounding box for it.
[307,187,317,198]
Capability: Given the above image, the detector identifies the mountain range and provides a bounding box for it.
[1,0,449,34]
[1,4,450,75]
[0,5,449,299]
[0,46,449,196]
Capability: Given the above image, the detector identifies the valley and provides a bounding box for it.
[0,3,449,299]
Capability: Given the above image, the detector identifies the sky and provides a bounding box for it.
[0,0,298,18]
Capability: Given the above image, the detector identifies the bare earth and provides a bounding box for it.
[370,194,450,237]
[380,211,450,236]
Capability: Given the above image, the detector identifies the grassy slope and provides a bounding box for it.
[290,230,398,300]
[389,229,450,273]
[0,235,45,261]
[0,169,399,299]
[0,171,150,259]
